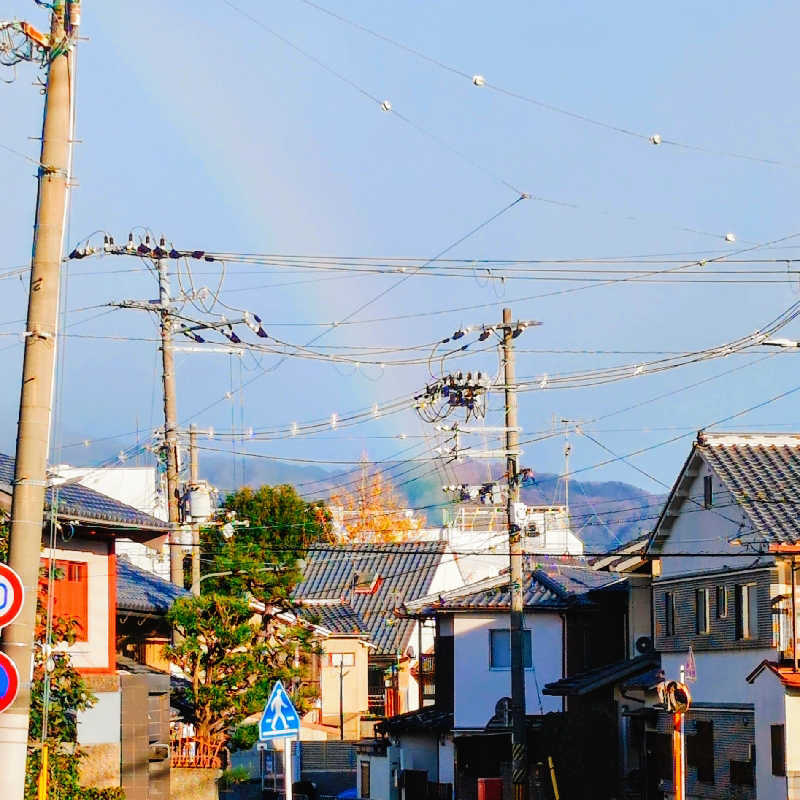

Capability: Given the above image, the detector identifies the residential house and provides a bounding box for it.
[116,556,189,672]
[645,431,800,800]
[0,452,169,791]
[359,562,635,800]
[115,558,190,800]
[51,463,171,578]
[293,542,464,738]
[542,534,659,799]
[296,601,375,740]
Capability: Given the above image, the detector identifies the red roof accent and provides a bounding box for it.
[746,659,800,688]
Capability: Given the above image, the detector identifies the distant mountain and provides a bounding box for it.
[198,454,663,554]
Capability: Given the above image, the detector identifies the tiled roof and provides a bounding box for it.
[117,558,190,614]
[543,653,660,697]
[697,433,800,546]
[403,564,625,614]
[296,602,367,636]
[293,542,448,656]
[0,453,168,531]
[376,706,453,735]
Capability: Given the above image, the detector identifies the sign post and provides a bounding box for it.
[0,565,23,715]
[259,681,301,800]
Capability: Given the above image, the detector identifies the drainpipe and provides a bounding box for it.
[792,557,798,673]
[561,613,567,712]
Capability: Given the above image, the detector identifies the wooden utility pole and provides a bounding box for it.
[0,3,77,797]
[189,424,201,595]
[158,253,183,587]
[502,307,527,800]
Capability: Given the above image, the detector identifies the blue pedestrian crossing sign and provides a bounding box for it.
[259,680,300,740]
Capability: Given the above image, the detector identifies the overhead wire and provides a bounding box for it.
[290,0,800,171]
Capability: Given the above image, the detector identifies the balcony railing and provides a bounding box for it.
[368,693,385,717]
[170,732,225,768]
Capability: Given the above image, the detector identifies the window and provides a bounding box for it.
[489,629,532,668]
[730,759,754,786]
[329,652,355,667]
[665,592,677,636]
[40,558,88,642]
[646,732,673,781]
[687,720,714,783]
[353,570,382,594]
[716,586,728,619]
[696,588,710,634]
[735,583,759,640]
[359,760,370,799]
[771,725,785,777]
[704,475,713,509]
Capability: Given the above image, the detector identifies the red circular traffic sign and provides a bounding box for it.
[0,563,24,631]
[0,652,19,714]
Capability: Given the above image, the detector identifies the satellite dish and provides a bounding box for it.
[635,636,654,654]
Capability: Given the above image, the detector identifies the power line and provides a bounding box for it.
[290,0,800,171]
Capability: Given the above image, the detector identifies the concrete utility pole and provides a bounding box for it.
[189,424,201,596]
[0,3,77,797]
[502,307,527,800]
[158,253,183,587]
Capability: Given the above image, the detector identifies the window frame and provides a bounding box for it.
[328,652,355,668]
[40,558,89,642]
[736,582,759,640]
[703,475,713,509]
[489,628,532,669]
[771,724,786,777]
[687,719,715,784]
[665,591,677,637]
[716,585,728,619]
[696,588,710,635]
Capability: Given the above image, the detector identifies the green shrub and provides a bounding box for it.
[218,766,251,787]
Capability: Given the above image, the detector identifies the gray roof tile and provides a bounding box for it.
[293,542,447,656]
[699,435,800,546]
[117,558,190,614]
[297,602,367,635]
[0,452,168,531]
[404,564,625,613]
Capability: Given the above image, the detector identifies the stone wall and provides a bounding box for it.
[171,767,222,800]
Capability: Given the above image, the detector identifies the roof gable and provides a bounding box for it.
[293,542,448,656]
[649,432,800,553]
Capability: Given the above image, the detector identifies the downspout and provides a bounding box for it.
[560,612,567,712]
[792,557,798,672]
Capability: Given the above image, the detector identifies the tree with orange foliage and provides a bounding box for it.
[328,456,426,542]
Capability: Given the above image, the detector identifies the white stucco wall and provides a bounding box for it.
[398,733,438,776]
[44,540,111,671]
[77,690,121,745]
[453,612,563,729]
[438,735,455,785]
[786,693,800,776]
[657,466,772,578]
[661,649,774,704]
[750,669,788,800]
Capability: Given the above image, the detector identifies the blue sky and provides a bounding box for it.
[2,0,800,501]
